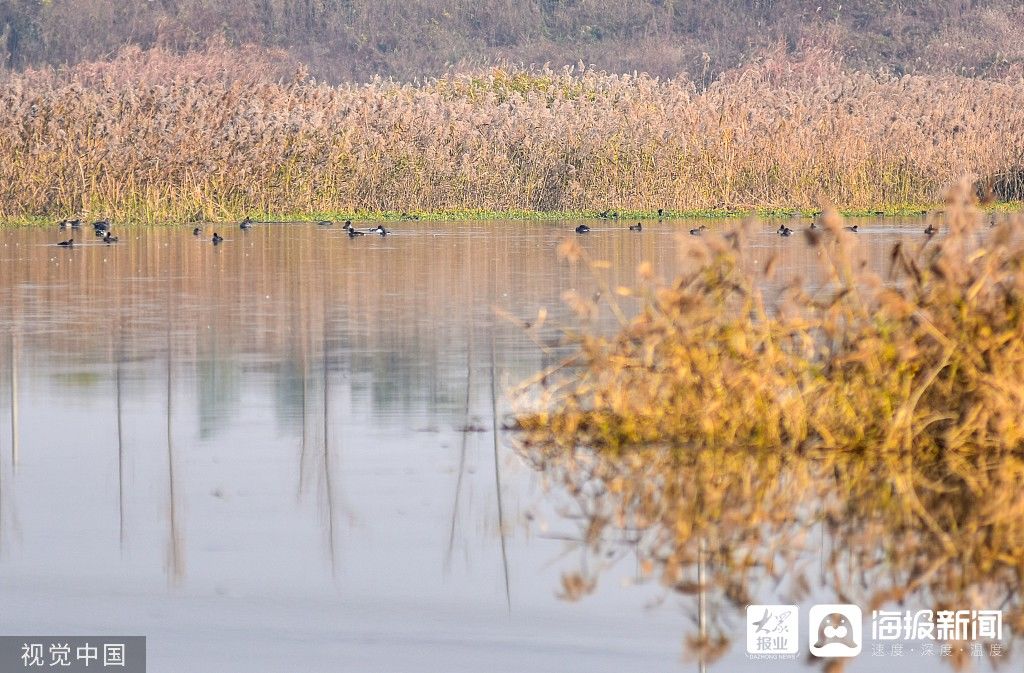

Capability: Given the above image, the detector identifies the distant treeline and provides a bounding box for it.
[2,0,1024,82]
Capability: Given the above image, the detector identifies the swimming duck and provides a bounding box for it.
[69,219,81,229]
[375,224,389,236]
[342,220,353,231]
[193,226,202,236]
[103,231,119,243]
[844,225,859,233]
[348,227,365,237]
[93,219,110,232]
[689,225,707,236]
[924,223,937,236]
[212,233,224,244]
[575,224,590,234]
[778,226,793,237]
[239,218,253,230]
[657,208,664,219]
[629,222,642,231]
[317,220,332,227]
[57,238,74,247]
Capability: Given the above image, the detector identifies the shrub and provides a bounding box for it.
[513,183,1024,661]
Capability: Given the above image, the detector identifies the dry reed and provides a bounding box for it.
[2,47,1023,222]
[513,181,1024,666]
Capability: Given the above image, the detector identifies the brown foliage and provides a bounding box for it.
[513,186,1024,664]
[2,49,1023,221]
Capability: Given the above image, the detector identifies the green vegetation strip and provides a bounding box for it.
[3,202,1021,227]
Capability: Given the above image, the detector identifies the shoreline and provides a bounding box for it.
[2,202,1021,227]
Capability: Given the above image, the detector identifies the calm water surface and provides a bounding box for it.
[0,218,1006,672]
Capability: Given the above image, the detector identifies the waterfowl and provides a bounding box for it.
[598,210,610,219]
[657,208,664,219]
[193,226,202,236]
[212,233,224,244]
[57,238,74,247]
[778,225,793,237]
[348,227,365,237]
[575,224,590,234]
[342,220,353,231]
[809,220,819,229]
[70,219,81,229]
[317,220,332,227]
[374,224,389,236]
[689,225,707,236]
[629,222,642,231]
[239,218,253,230]
[844,225,859,233]
[103,232,118,243]
[92,219,110,232]
[924,223,937,236]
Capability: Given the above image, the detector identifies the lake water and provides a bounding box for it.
[0,218,1010,672]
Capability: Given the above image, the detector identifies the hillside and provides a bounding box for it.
[3,0,1024,82]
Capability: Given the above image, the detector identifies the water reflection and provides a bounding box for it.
[515,427,1024,669]
[0,218,994,672]
[514,216,1024,671]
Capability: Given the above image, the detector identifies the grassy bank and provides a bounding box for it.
[3,47,1023,223]
[7,203,1024,228]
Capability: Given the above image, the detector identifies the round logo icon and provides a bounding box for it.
[809,604,862,657]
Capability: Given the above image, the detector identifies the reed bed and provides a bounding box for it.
[2,47,1023,222]
[513,183,1024,665]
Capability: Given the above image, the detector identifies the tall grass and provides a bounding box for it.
[513,183,1024,663]
[2,47,1023,222]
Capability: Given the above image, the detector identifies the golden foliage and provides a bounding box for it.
[2,50,1023,221]
[514,183,1024,664]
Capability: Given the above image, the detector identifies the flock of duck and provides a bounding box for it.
[55,218,118,245]
[53,208,943,247]
[576,212,940,238]
[53,217,391,247]
[574,218,866,237]
[224,217,390,242]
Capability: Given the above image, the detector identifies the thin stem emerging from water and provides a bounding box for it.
[491,325,511,611]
